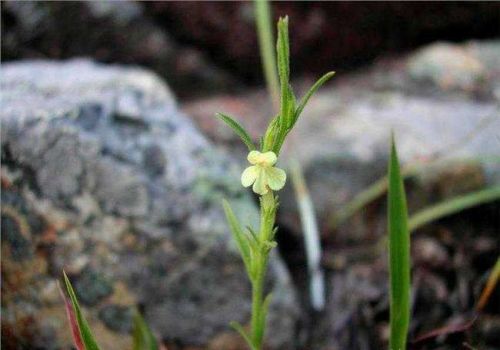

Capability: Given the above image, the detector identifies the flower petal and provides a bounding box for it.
[260,152,277,166]
[241,166,258,187]
[247,150,262,165]
[266,167,287,191]
[252,169,269,195]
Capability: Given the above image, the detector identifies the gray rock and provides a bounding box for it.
[1,60,298,349]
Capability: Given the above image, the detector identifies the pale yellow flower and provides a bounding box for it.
[241,150,286,195]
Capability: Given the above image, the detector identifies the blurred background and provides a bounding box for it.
[1,1,500,350]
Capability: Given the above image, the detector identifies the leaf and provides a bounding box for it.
[262,115,280,152]
[133,310,159,350]
[258,293,273,337]
[230,321,256,350]
[476,257,500,312]
[63,271,101,350]
[387,135,411,350]
[293,71,335,127]
[58,282,85,350]
[409,185,500,232]
[276,17,291,139]
[222,199,252,275]
[216,113,256,151]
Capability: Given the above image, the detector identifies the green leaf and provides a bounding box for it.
[63,271,101,350]
[387,135,411,350]
[293,71,335,127]
[133,310,158,350]
[262,115,280,152]
[258,293,273,336]
[277,17,291,140]
[223,199,252,274]
[216,113,256,151]
[230,321,256,350]
[409,185,500,232]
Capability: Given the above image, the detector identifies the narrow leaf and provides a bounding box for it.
[216,113,256,151]
[258,293,273,336]
[262,115,280,152]
[63,271,101,350]
[388,136,411,350]
[58,282,85,350]
[293,71,335,126]
[133,310,159,350]
[277,17,291,139]
[230,321,256,350]
[409,185,500,232]
[476,257,500,312]
[223,199,252,274]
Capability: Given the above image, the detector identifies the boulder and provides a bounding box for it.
[0,60,298,349]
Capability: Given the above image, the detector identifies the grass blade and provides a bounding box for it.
[133,310,159,350]
[409,185,500,232]
[476,257,500,312]
[254,0,279,111]
[216,113,256,151]
[58,282,85,350]
[388,136,411,350]
[63,271,101,350]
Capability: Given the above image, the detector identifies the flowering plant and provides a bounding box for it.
[217,16,334,350]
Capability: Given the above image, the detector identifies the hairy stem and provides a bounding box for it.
[250,191,275,349]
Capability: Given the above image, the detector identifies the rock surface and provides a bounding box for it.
[0,60,298,349]
[1,1,239,99]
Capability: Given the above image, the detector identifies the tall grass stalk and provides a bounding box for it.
[254,0,279,110]
[388,137,411,350]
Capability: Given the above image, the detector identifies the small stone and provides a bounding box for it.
[413,237,449,268]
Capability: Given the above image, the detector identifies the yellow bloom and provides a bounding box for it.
[241,150,286,195]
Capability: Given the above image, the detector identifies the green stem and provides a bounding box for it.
[250,191,275,349]
[254,0,279,112]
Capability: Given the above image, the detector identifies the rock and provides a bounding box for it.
[1,1,239,99]
[407,42,487,93]
[1,60,298,349]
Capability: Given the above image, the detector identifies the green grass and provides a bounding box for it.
[387,137,411,350]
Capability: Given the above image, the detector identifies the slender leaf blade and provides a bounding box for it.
[133,310,159,350]
[58,282,85,350]
[276,17,291,138]
[387,136,411,350]
[293,71,335,126]
[230,321,256,350]
[63,271,101,350]
[216,113,256,151]
[223,199,252,274]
